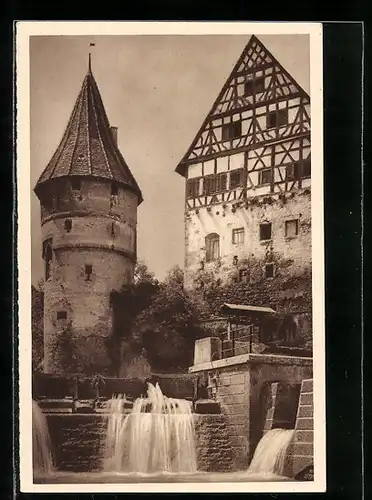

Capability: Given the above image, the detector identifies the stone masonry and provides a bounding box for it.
[283,378,314,479]
[189,353,312,468]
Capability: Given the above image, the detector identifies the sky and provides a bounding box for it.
[30,34,310,285]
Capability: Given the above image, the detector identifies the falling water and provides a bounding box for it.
[103,383,198,474]
[247,428,295,476]
[32,400,53,475]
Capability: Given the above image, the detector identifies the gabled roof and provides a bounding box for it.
[221,303,276,315]
[34,66,143,204]
[175,35,310,177]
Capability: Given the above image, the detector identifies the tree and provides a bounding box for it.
[31,283,44,373]
[133,266,204,372]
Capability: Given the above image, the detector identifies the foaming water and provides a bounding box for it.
[103,383,197,474]
[32,400,54,475]
[247,428,295,476]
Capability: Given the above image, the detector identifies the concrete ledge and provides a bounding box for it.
[189,353,312,373]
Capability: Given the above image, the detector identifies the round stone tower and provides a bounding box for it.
[34,62,143,376]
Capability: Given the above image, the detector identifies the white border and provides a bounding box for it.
[16,21,325,493]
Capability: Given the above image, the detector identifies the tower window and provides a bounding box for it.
[230,169,243,189]
[186,178,200,198]
[111,182,119,196]
[285,219,299,238]
[42,239,53,280]
[302,158,311,178]
[57,311,67,320]
[64,219,72,233]
[205,233,220,262]
[222,120,242,141]
[85,264,93,281]
[259,168,272,185]
[239,268,249,281]
[71,177,81,191]
[265,263,274,279]
[267,109,288,129]
[232,227,245,244]
[260,222,272,241]
[244,76,265,96]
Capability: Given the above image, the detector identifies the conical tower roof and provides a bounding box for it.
[34,64,143,204]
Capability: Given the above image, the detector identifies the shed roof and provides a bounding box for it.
[221,303,276,315]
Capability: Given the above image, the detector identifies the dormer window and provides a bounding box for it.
[71,177,81,191]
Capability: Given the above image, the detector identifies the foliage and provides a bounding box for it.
[31,284,44,373]
[133,266,204,372]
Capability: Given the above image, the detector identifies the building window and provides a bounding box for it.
[285,219,299,238]
[219,173,228,191]
[285,163,300,181]
[43,239,53,280]
[186,178,199,198]
[205,233,220,262]
[203,175,218,195]
[230,169,243,189]
[111,182,119,196]
[265,263,274,278]
[85,264,93,281]
[259,168,272,185]
[57,311,67,320]
[71,177,81,191]
[302,158,311,178]
[232,227,245,244]
[64,219,72,233]
[260,222,272,241]
[267,109,288,129]
[222,120,242,141]
[239,268,249,281]
[244,76,265,96]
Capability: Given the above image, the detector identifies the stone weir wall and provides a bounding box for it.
[189,353,313,469]
[45,412,234,473]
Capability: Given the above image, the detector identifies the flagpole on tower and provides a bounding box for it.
[88,42,95,72]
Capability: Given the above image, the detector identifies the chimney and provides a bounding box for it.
[110,126,118,146]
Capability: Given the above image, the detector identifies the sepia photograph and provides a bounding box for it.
[17,21,325,493]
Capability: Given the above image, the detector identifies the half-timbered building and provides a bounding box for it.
[176,36,312,336]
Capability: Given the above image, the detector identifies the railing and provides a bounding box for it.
[217,323,261,359]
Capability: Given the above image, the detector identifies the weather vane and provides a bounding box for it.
[88,42,95,71]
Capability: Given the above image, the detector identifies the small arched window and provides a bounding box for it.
[205,233,220,262]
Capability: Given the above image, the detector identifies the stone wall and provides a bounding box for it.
[45,411,235,474]
[47,414,106,472]
[189,353,313,467]
[184,190,312,319]
[194,414,235,472]
[283,378,314,479]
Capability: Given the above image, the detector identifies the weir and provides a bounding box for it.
[103,383,197,474]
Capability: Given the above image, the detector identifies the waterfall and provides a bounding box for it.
[247,428,295,476]
[32,400,53,475]
[103,382,197,474]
